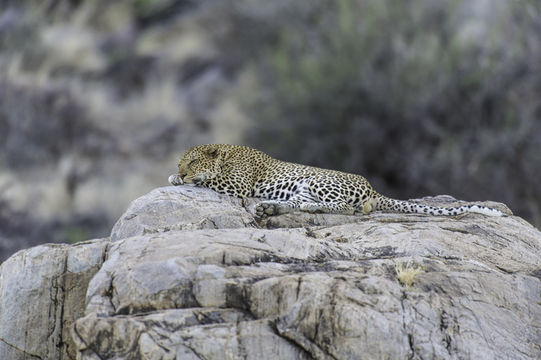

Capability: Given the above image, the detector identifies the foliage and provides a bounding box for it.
[0,0,540,262]
[243,0,541,226]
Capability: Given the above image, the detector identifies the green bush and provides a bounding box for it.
[243,0,541,226]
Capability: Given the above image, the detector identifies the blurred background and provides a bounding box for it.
[1,0,540,262]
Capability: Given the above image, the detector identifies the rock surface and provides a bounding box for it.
[1,186,540,359]
[0,238,108,360]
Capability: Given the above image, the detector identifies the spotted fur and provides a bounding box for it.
[168,144,503,217]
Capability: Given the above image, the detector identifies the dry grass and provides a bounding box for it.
[395,260,423,288]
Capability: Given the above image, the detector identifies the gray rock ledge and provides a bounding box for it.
[1,186,539,360]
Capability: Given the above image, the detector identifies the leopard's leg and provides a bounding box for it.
[255,198,355,217]
[362,198,378,215]
[299,201,355,215]
[168,172,219,186]
[255,190,310,217]
[255,200,296,217]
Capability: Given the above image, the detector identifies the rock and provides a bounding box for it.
[111,186,257,241]
[1,186,540,359]
[0,238,109,360]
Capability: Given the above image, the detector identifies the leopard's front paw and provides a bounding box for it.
[168,174,183,186]
[192,172,218,185]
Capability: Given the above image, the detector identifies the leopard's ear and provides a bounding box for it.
[202,145,229,161]
[202,145,220,158]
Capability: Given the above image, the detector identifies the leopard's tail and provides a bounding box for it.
[371,194,503,217]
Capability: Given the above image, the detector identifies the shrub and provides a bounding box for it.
[242,0,541,227]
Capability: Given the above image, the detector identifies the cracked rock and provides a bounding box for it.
[0,239,109,359]
[1,186,540,359]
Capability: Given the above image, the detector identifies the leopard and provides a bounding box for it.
[168,144,503,218]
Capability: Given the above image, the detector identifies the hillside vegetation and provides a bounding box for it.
[0,0,539,260]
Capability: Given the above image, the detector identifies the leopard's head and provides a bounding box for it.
[169,144,228,186]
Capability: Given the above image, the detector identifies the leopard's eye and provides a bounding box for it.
[188,159,197,167]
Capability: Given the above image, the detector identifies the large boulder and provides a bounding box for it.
[0,238,108,359]
[110,186,258,241]
[1,186,540,359]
